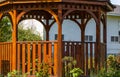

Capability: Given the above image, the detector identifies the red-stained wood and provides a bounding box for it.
[22,43,26,73]
[11,10,17,71]
[54,42,58,76]
[32,42,36,74]
[85,43,88,76]
[90,43,93,69]
[27,43,31,73]
[48,43,52,74]
[0,44,1,73]
[37,43,42,71]
[17,43,21,71]
[43,43,47,63]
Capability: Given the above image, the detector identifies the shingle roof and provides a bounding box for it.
[108,5,120,16]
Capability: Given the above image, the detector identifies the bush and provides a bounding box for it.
[90,54,120,77]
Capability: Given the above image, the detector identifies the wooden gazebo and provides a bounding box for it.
[0,0,114,77]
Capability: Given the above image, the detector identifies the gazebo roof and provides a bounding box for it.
[0,0,115,11]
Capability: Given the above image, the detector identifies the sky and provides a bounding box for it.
[111,0,120,5]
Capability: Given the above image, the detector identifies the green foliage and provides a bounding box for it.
[70,68,83,77]
[7,70,27,77]
[18,25,41,41]
[35,63,51,77]
[0,16,41,42]
[62,56,83,77]
[90,54,120,77]
[0,16,12,42]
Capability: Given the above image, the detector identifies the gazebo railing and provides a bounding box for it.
[0,41,106,76]
[62,41,106,76]
[16,41,58,76]
[0,42,13,75]
[0,41,58,76]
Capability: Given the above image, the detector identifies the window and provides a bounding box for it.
[85,35,93,42]
[119,31,120,36]
[111,36,118,42]
[55,34,64,40]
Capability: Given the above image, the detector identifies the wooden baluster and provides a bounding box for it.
[43,43,47,63]
[22,43,26,73]
[27,43,31,74]
[86,43,88,76]
[48,43,52,74]
[32,42,36,74]
[10,43,12,72]
[90,43,93,69]
[94,43,97,70]
[17,43,21,71]
[66,42,69,56]
[38,42,41,71]
[0,44,1,73]
[71,43,74,58]
[54,42,58,76]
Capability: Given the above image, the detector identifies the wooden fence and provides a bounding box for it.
[62,41,106,76]
[0,41,58,76]
[0,42,13,75]
[0,41,106,76]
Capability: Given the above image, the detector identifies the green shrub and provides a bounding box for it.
[90,54,120,77]
[62,56,83,77]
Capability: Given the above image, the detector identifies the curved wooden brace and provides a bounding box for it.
[70,19,81,29]
[16,8,60,31]
[17,11,28,23]
[84,17,92,29]
[44,8,60,26]
[63,9,99,26]
[49,20,56,29]
[8,11,14,27]
[100,14,105,26]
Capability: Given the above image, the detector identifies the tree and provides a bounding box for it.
[0,16,12,42]
[0,17,41,42]
[18,25,41,41]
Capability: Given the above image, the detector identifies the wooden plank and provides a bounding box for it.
[22,43,26,73]
[86,43,88,76]
[9,43,12,72]
[48,43,52,74]
[90,43,93,69]
[27,43,31,73]
[66,42,69,56]
[94,43,97,70]
[32,42,36,74]
[4,44,6,60]
[62,42,65,58]
[0,44,1,73]
[17,43,21,71]
[71,43,74,58]
[43,43,47,63]
[38,43,41,71]
[3,44,5,60]
[54,42,58,76]
[7,43,9,61]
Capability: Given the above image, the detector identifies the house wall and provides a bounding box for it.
[107,15,120,54]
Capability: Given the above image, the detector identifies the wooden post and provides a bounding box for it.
[11,10,17,71]
[56,5,62,77]
[96,11,101,70]
[103,13,107,69]
[46,19,50,41]
[81,19,85,74]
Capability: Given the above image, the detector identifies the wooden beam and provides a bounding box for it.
[11,10,17,71]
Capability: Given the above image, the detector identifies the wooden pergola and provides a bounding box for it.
[0,0,114,77]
